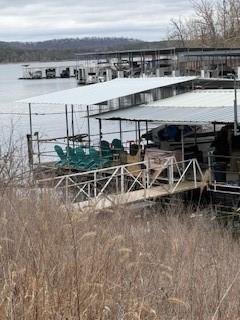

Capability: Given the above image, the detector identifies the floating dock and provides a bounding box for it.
[20,62,78,80]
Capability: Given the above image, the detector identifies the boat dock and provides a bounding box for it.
[37,158,203,212]
[17,75,240,218]
[20,62,78,80]
[75,47,240,84]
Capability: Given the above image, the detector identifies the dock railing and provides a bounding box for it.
[208,152,240,194]
[37,157,203,205]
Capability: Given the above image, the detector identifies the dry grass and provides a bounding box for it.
[0,189,240,319]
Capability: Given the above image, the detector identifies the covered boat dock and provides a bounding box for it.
[18,77,240,210]
[95,89,240,200]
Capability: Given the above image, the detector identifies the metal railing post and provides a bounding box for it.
[168,158,174,185]
[121,166,124,193]
[88,182,91,198]
[116,176,119,194]
[208,151,213,185]
[141,167,146,198]
[94,172,97,198]
[65,177,69,205]
[146,160,150,189]
[193,159,197,188]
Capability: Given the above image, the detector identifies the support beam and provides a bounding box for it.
[28,102,34,169]
[99,118,102,157]
[87,105,91,148]
[99,119,102,144]
[145,121,149,146]
[65,104,70,151]
[181,127,185,172]
[71,104,75,147]
[138,121,141,146]
[119,119,122,142]
[28,103,33,137]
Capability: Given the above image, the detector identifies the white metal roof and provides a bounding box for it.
[96,89,240,124]
[17,76,197,106]
[141,89,240,108]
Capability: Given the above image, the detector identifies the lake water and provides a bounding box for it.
[0,62,140,159]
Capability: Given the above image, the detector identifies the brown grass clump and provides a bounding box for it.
[0,190,240,319]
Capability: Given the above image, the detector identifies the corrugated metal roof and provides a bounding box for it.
[96,105,238,124]
[96,90,240,124]
[17,76,197,106]
[141,89,240,108]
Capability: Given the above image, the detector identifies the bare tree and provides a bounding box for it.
[169,0,240,47]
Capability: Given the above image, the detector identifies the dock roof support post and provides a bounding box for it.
[71,104,75,148]
[28,103,33,137]
[65,104,70,153]
[99,118,102,143]
[194,126,197,146]
[119,119,122,142]
[135,121,138,142]
[27,103,34,170]
[87,105,91,148]
[181,126,185,173]
[138,121,141,148]
[145,121,149,146]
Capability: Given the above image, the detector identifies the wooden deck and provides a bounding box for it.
[73,181,202,212]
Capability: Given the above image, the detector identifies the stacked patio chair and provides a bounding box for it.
[88,147,112,170]
[54,143,113,171]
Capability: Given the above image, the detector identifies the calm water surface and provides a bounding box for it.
[0,62,137,156]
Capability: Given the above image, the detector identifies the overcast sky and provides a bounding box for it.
[0,0,194,42]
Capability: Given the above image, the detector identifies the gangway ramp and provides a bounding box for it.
[38,157,204,211]
[74,181,202,211]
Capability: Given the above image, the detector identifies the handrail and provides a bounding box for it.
[38,158,197,184]
[38,160,147,183]
[37,157,203,204]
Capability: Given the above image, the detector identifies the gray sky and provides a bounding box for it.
[0,0,193,42]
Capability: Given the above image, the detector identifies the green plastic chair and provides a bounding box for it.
[88,147,110,170]
[54,145,67,165]
[112,139,124,152]
[66,146,76,161]
[100,140,113,162]
[75,146,95,169]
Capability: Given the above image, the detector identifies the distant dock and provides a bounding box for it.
[20,62,78,80]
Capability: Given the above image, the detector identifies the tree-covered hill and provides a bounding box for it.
[0,37,177,63]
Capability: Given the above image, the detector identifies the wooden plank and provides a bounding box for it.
[73,181,202,212]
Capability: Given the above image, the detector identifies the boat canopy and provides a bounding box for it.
[17,76,197,106]
[95,89,240,125]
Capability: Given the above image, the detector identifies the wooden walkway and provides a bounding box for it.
[73,181,202,212]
